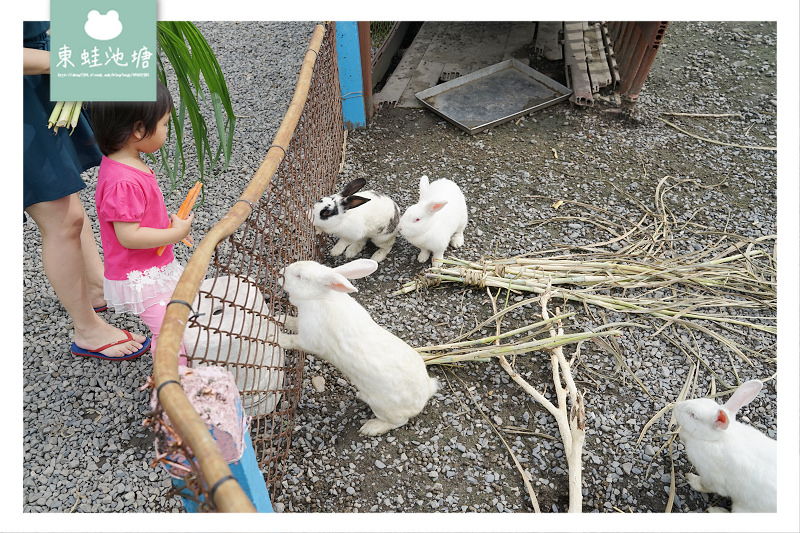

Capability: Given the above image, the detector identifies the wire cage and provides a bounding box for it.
[150,22,343,511]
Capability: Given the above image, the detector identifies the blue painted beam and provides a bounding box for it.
[336,21,367,129]
[157,367,273,513]
[172,429,273,513]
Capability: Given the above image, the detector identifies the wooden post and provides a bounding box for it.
[357,21,373,122]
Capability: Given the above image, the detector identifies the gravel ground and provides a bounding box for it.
[19,19,793,529]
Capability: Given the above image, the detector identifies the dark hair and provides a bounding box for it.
[90,80,174,155]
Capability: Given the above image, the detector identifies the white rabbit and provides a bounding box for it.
[398,175,468,265]
[672,379,777,513]
[312,177,401,262]
[277,258,439,436]
[185,276,285,416]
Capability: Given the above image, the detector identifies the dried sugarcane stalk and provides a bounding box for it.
[415,307,622,366]
[486,281,587,513]
[445,367,543,513]
[483,289,542,512]
[539,282,586,513]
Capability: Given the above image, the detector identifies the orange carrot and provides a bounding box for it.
[156,181,202,256]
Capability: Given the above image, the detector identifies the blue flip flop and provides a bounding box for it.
[93,304,108,312]
[71,330,151,361]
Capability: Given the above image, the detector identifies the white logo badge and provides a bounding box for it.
[84,10,123,41]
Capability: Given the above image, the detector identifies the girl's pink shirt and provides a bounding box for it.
[95,156,174,280]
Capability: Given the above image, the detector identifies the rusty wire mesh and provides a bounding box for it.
[369,21,397,50]
[149,22,343,511]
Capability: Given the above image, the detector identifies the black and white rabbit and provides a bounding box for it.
[312,178,401,262]
[398,175,467,265]
[672,379,777,512]
[277,258,438,436]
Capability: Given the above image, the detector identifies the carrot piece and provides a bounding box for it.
[156,181,202,256]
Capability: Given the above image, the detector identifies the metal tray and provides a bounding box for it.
[415,59,573,135]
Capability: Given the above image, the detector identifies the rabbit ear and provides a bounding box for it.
[723,380,763,416]
[343,195,371,210]
[426,200,448,214]
[333,258,378,279]
[419,175,430,199]
[322,271,358,293]
[713,408,730,430]
[340,178,367,197]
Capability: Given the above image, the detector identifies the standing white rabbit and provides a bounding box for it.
[185,276,285,416]
[672,379,777,513]
[312,177,401,262]
[277,258,438,436]
[398,175,468,265]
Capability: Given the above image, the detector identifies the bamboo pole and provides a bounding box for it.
[152,23,328,513]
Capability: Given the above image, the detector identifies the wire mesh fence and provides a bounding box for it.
[369,21,398,52]
[149,22,343,511]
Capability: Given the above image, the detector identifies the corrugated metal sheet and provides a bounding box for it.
[605,21,669,102]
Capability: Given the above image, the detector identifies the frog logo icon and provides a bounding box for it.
[84,10,123,41]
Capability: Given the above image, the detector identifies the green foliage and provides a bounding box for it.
[154,22,235,193]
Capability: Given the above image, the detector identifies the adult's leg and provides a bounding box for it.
[25,193,147,358]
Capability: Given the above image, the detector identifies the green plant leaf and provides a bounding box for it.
[155,21,235,192]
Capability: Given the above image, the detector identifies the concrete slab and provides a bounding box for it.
[374,21,536,108]
[534,21,562,61]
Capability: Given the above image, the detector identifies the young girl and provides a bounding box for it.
[90,80,194,361]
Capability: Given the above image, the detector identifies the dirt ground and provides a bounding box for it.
[272,20,785,523]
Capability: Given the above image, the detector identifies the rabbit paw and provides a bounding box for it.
[278,332,301,351]
[359,418,401,436]
[685,473,710,493]
[417,249,431,263]
[370,248,389,262]
[450,232,464,247]
[273,314,298,332]
[330,240,348,256]
[281,316,298,332]
[344,240,367,258]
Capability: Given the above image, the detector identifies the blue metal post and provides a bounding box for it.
[336,21,367,129]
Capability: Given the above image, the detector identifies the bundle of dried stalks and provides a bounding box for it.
[395,242,774,364]
[415,307,621,366]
